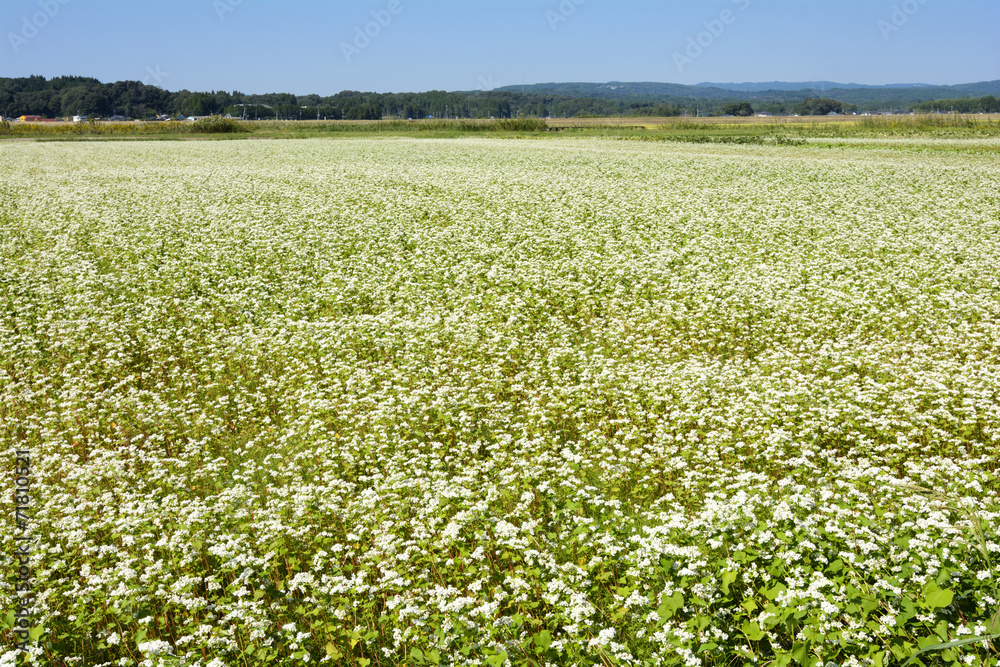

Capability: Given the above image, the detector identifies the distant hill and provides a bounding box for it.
[951,80,1000,96]
[695,81,937,92]
[496,82,734,100]
[5,73,996,121]
[495,82,716,99]
[495,80,1000,106]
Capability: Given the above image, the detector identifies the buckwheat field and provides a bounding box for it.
[1,138,998,667]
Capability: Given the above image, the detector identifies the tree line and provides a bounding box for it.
[912,95,999,114]
[3,76,993,121]
[0,76,692,120]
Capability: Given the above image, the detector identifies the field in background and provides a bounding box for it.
[1,137,998,666]
[3,114,1000,145]
[549,113,1000,127]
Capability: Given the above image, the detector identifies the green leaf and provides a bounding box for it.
[902,627,1000,666]
[860,597,879,617]
[763,583,786,600]
[28,626,44,641]
[535,630,552,653]
[924,587,954,609]
[410,648,425,665]
[657,592,684,621]
[486,651,509,667]
[897,598,917,625]
[742,620,765,641]
[427,649,441,665]
[325,643,342,659]
[721,570,738,595]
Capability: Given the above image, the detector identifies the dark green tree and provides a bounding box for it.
[794,97,845,116]
[60,85,111,117]
[10,90,60,117]
[721,101,754,116]
[343,101,382,120]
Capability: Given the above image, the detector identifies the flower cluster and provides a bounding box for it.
[0,137,997,665]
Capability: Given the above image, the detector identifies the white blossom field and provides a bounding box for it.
[1,138,998,666]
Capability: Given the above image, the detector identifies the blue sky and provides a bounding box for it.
[3,0,998,94]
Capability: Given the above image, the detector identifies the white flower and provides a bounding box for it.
[137,640,173,656]
[5,133,997,665]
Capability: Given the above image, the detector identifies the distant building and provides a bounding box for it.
[72,115,89,122]
[20,115,45,122]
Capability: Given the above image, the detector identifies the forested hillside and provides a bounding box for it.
[3,75,997,120]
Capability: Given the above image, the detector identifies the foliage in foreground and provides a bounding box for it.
[0,138,998,666]
[0,117,549,139]
[0,119,249,138]
[188,117,254,134]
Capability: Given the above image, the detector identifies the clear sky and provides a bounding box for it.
[3,0,998,95]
